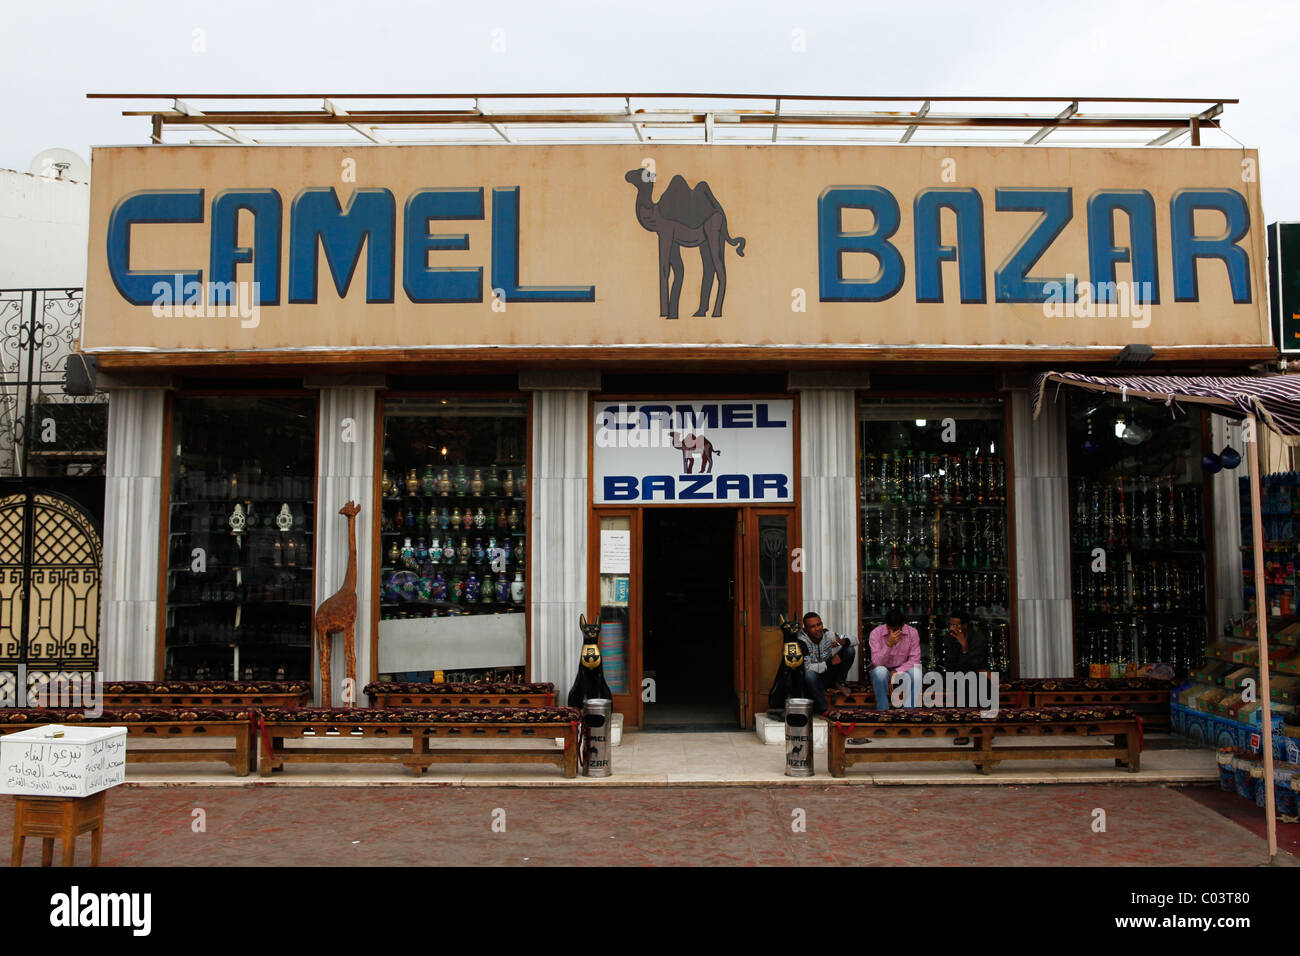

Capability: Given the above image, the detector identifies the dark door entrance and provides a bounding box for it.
[642,507,737,728]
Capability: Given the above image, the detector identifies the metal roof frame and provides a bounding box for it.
[87,93,1236,148]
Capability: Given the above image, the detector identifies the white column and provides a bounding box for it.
[314,388,376,705]
[798,389,860,675]
[1011,389,1073,676]
[100,388,166,680]
[529,390,588,691]
[1209,415,1244,636]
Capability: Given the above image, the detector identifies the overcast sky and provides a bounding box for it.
[4,0,1298,219]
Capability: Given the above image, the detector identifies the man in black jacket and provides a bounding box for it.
[941,609,989,673]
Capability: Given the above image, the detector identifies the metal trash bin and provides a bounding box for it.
[785,698,814,777]
[582,698,613,777]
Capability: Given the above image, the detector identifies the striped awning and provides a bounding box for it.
[1033,371,1300,444]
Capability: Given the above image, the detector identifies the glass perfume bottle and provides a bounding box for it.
[470,468,484,496]
[503,468,515,497]
[454,465,469,496]
[405,469,420,495]
[422,465,436,496]
[474,507,487,529]
[510,570,525,604]
[438,468,452,496]
[438,507,450,530]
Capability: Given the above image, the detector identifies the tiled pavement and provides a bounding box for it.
[2,781,1293,866]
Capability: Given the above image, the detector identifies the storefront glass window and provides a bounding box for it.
[379,398,527,681]
[1067,394,1208,678]
[858,399,1011,673]
[164,396,318,680]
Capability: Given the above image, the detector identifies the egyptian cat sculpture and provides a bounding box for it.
[567,613,614,708]
[765,614,808,718]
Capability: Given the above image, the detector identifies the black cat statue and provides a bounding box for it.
[567,613,614,708]
[766,614,808,719]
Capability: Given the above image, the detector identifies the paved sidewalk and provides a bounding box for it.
[116,730,1216,787]
[2,783,1290,866]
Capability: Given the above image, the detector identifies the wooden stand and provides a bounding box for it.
[11,792,105,867]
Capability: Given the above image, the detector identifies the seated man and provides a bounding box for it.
[798,612,857,715]
[868,608,922,710]
[941,608,990,673]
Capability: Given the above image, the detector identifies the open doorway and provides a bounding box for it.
[642,507,737,728]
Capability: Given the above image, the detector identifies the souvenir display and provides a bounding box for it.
[164,396,317,681]
[1068,395,1209,678]
[379,397,528,681]
[859,401,1012,672]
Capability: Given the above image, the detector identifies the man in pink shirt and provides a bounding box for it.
[867,608,923,709]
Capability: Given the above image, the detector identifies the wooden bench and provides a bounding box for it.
[363,682,556,708]
[0,708,256,776]
[101,680,312,708]
[825,706,1142,777]
[256,706,580,778]
[832,677,1173,730]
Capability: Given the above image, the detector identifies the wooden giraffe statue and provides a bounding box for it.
[313,500,361,708]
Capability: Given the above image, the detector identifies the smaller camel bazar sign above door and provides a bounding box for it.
[593,399,794,504]
[83,145,1270,354]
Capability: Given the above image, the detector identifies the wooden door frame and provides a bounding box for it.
[742,506,801,725]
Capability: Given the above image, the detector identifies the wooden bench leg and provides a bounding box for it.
[562,729,578,778]
[234,728,250,777]
[91,825,102,867]
[61,834,76,867]
[259,735,275,777]
[11,833,23,867]
[829,732,846,778]
[41,838,53,867]
[974,732,994,774]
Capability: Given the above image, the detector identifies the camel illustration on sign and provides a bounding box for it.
[624,168,746,318]
[668,431,720,474]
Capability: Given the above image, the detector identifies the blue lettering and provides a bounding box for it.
[1087,190,1159,303]
[403,188,484,303]
[818,186,905,302]
[914,188,986,303]
[491,187,595,303]
[639,405,674,429]
[641,475,675,501]
[721,404,753,428]
[599,405,634,430]
[994,188,1072,303]
[1170,189,1252,304]
[210,189,281,306]
[678,475,712,500]
[756,404,787,428]
[715,475,750,499]
[106,189,204,305]
[603,476,638,500]
[753,474,790,499]
[288,187,395,303]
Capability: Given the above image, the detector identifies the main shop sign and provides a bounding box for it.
[592,399,794,504]
[83,145,1270,353]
